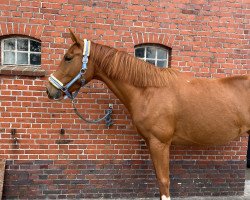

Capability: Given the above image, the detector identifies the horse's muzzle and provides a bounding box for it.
[46,85,63,100]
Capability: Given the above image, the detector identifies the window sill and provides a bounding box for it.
[0,65,46,77]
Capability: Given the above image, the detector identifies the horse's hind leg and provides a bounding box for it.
[148,138,171,200]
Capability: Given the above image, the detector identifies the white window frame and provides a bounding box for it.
[135,45,170,68]
[1,37,41,66]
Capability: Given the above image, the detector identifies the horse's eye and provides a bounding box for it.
[64,55,73,62]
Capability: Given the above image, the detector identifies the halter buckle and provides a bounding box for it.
[61,87,67,92]
[80,69,86,74]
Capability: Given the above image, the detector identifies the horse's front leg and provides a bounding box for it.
[148,138,171,200]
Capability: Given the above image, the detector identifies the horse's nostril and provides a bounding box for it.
[46,88,51,97]
[46,85,62,100]
[55,90,63,100]
[46,87,54,99]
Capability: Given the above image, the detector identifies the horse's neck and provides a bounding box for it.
[96,73,140,112]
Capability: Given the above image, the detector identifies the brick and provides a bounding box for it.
[0,0,249,198]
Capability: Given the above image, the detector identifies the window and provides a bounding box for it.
[1,37,41,66]
[135,45,170,68]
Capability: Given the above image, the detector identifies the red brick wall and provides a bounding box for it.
[0,0,249,198]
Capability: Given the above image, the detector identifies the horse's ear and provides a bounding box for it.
[69,29,81,45]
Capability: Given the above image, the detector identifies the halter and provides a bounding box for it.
[48,39,91,100]
[48,39,113,127]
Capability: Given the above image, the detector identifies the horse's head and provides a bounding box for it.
[46,30,95,100]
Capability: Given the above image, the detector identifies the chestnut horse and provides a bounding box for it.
[46,30,250,200]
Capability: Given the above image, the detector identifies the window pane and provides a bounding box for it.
[30,40,41,52]
[17,52,28,64]
[157,48,167,59]
[135,48,145,58]
[146,47,156,59]
[17,39,28,51]
[30,54,41,65]
[146,59,155,65]
[4,39,15,50]
[157,60,167,68]
[4,52,15,64]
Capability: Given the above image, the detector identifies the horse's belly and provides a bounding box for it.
[171,135,201,146]
[171,131,239,146]
[172,122,242,146]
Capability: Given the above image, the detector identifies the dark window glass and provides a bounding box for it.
[135,48,145,58]
[30,40,41,52]
[30,54,41,65]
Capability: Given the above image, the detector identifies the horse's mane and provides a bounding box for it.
[91,42,178,87]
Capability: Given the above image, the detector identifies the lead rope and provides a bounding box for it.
[72,99,113,127]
